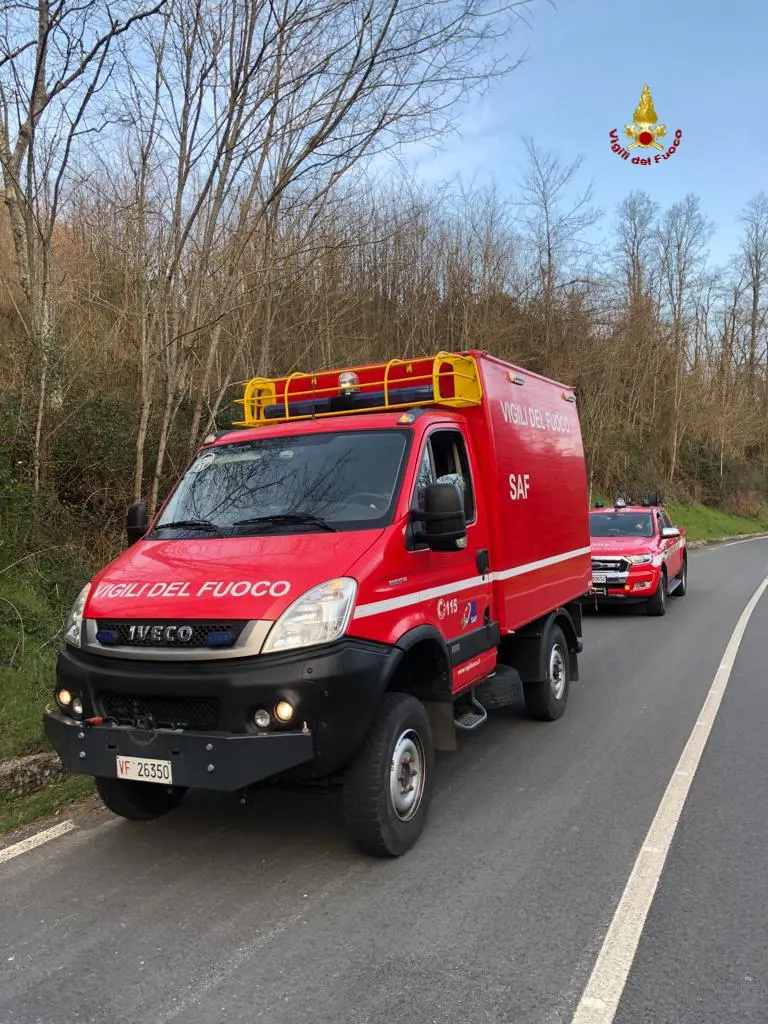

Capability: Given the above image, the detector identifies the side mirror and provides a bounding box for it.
[412,482,467,552]
[661,526,680,539]
[126,500,149,546]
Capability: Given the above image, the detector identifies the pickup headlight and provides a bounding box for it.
[628,554,652,565]
[64,583,91,648]
[262,578,358,654]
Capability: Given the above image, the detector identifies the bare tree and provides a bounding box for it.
[655,194,714,481]
[106,0,540,510]
[736,192,768,391]
[0,0,165,491]
[515,137,601,364]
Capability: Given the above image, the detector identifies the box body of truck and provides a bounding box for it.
[45,350,591,855]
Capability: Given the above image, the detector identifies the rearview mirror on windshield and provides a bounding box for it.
[411,482,467,552]
[126,501,149,547]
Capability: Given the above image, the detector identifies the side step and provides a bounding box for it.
[667,576,681,592]
[453,665,522,731]
[454,694,488,731]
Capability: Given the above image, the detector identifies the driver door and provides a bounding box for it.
[408,429,495,694]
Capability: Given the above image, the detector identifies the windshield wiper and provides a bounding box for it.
[233,513,337,533]
[155,519,224,536]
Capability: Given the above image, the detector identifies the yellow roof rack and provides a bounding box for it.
[233,351,483,428]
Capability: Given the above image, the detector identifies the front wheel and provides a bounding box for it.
[646,570,667,616]
[523,625,570,721]
[95,776,187,821]
[673,556,687,597]
[343,693,434,857]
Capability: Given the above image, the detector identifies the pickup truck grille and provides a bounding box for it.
[98,692,220,730]
[591,557,631,574]
[95,620,248,649]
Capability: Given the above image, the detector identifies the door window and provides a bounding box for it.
[410,430,475,547]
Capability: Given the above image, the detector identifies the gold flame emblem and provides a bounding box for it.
[624,85,667,151]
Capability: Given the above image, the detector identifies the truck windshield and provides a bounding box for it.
[589,512,654,538]
[153,429,409,536]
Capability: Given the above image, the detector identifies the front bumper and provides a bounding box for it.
[44,712,315,791]
[588,564,660,601]
[45,637,399,786]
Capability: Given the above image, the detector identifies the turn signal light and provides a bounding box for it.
[56,688,73,707]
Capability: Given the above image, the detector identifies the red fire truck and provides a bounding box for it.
[45,351,592,856]
[588,494,688,615]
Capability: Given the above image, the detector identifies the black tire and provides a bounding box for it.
[646,569,667,616]
[343,693,434,858]
[95,776,187,822]
[673,555,687,597]
[523,625,570,722]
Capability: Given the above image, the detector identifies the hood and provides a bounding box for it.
[590,536,655,556]
[87,530,383,621]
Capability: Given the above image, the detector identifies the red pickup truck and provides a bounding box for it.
[588,496,687,616]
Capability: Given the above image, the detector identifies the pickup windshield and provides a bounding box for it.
[153,429,409,536]
[589,512,654,539]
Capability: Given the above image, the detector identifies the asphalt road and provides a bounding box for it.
[2,537,768,1024]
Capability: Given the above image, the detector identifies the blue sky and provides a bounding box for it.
[396,0,766,269]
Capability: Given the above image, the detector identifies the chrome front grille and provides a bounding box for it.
[591,557,630,574]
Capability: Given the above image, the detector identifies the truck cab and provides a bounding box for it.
[588,496,688,616]
[45,351,592,857]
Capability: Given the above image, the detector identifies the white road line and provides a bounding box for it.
[570,573,768,1024]
[710,535,768,550]
[0,820,75,865]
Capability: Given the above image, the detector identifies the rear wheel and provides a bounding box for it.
[523,625,570,721]
[673,555,687,597]
[95,776,187,821]
[343,693,434,857]
[646,569,667,616]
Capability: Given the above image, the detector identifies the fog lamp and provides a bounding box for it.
[275,700,295,723]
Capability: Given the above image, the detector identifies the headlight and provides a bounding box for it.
[64,583,91,648]
[262,578,357,654]
[628,554,652,565]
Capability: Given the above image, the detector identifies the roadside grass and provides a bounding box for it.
[0,776,94,837]
[666,502,768,543]
[0,570,63,761]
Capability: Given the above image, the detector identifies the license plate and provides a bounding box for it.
[592,573,607,584]
[116,755,173,785]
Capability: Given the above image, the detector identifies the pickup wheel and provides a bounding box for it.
[673,555,688,597]
[646,569,667,616]
[95,776,187,821]
[523,625,570,722]
[342,693,434,858]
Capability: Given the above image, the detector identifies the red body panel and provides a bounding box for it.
[83,351,592,696]
[469,354,592,632]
